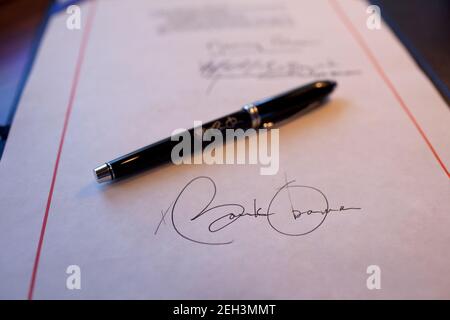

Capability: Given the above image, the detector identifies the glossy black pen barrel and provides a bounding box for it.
[94,109,252,182]
[254,80,336,124]
[94,80,337,182]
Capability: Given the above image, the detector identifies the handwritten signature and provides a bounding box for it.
[200,58,361,93]
[155,176,361,245]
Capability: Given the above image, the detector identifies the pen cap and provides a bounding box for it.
[254,80,336,126]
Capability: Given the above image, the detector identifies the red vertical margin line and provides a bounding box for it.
[329,0,449,179]
[27,1,98,300]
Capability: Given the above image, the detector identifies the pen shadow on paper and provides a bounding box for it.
[76,97,349,199]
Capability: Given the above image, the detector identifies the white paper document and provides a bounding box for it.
[0,0,449,299]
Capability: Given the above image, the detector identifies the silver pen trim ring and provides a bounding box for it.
[106,162,115,179]
[243,103,261,129]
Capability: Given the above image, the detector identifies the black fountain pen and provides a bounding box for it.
[94,80,337,183]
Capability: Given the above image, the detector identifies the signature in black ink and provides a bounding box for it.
[155,176,362,245]
[199,59,361,93]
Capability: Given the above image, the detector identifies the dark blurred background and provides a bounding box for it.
[372,0,450,102]
[0,0,449,157]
